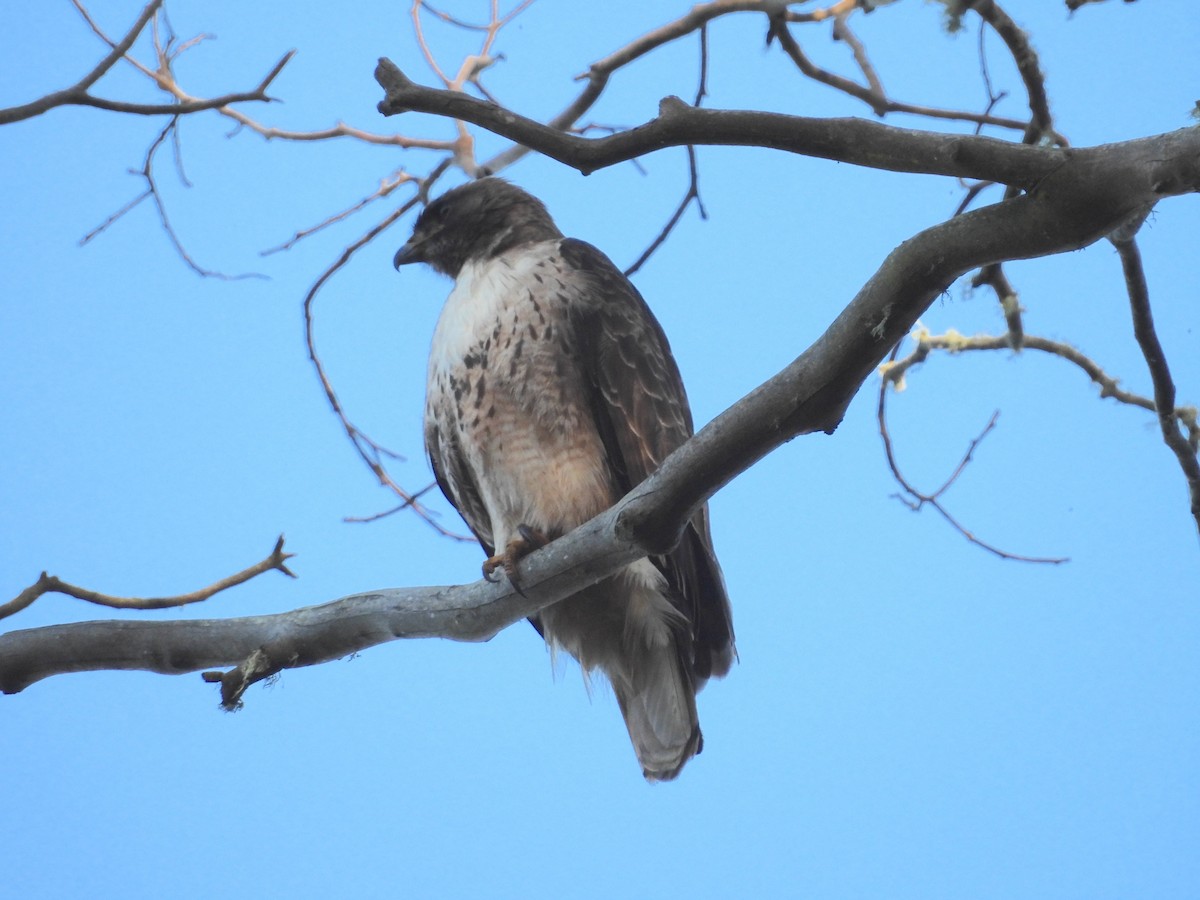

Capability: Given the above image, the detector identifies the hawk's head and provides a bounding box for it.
[393,178,563,279]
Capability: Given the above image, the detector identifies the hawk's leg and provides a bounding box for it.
[481,524,549,586]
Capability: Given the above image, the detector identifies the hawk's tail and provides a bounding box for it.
[608,568,702,782]
[537,560,705,781]
[610,638,702,782]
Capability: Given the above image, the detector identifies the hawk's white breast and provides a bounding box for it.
[428,248,545,375]
[425,241,613,548]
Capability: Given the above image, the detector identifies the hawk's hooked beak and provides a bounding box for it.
[393,238,425,269]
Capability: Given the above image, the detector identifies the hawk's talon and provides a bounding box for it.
[480,525,548,588]
[481,558,503,583]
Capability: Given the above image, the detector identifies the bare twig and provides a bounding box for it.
[0,1,294,125]
[952,180,998,217]
[298,161,472,541]
[973,14,1010,134]
[968,0,1064,145]
[877,347,1068,564]
[1111,233,1200,532]
[78,188,153,245]
[625,146,706,277]
[94,119,266,280]
[70,0,448,151]
[972,264,1024,350]
[1065,0,1123,11]
[623,25,711,277]
[832,11,885,103]
[485,1,854,175]
[419,0,494,32]
[878,345,1065,564]
[767,11,1040,133]
[881,328,1198,435]
[0,0,163,125]
[343,482,441,524]
[221,112,458,149]
[261,170,416,256]
[1,536,296,622]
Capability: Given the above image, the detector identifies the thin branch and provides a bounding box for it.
[79,188,153,245]
[298,161,472,541]
[261,170,416,256]
[0,1,293,125]
[973,14,1010,134]
[972,263,1024,350]
[832,11,885,102]
[0,0,162,125]
[411,0,453,87]
[624,146,706,277]
[879,328,1200,447]
[877,343,1067,563]
[73,0,419,150]
[134,119,266,280]
[418,0,494,31]
[484,0,845,175]
[1111,233,1200,532]
[968,0,1062,145]
[70,0,162,84]
[73,50,292,117]
[1,537,296,623]
[952,180,998,217]
[623,24,711,278]
[931,410,1001,499]
[1065,0,1125,11]
[222,110,456,148]
[767,12,1044,134]
[343,483,441,525]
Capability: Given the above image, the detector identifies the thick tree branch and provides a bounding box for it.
[0,509,635,695]
[376,60,1196,190]
[4,119,1194,693]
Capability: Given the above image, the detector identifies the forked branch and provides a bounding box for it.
[0,1,292,125]
[1,537,295,623]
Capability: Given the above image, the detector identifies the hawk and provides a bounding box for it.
[393,178,735,781]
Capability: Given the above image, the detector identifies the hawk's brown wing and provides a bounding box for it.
[560,238,735,683]
[425,420,495,558]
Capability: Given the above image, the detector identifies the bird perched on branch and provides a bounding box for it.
[393,177,734,781]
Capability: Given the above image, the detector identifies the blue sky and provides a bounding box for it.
[2,2,1198,897]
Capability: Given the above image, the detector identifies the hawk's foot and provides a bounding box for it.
[481,524,549,586]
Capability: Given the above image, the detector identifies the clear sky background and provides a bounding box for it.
[3,2,1198,897]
